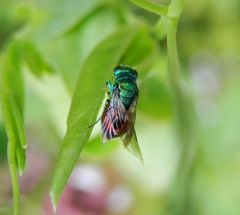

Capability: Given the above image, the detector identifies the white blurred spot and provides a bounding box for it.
[190,50,221,126]
[70,164,107,193]
[107,185,133,214]
[190,50,220,97]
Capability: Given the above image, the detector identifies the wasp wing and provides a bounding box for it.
[122,95,143,163]
[125,129,143,163]
[101,88,128,141]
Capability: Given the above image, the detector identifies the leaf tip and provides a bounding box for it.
[18,170,23,177]
[126,145,144,165]
[134,151,144,165]
[22,144,27,149]
[139,155,144,165]
[50,190,58,213]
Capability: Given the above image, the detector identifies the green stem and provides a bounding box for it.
[166,2,188,130]
[168,0,186,19]
[165,0,200,214]
[166,18,180,92]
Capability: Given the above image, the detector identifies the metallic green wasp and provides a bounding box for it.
[101,65,139,146]
[90,65,143,161]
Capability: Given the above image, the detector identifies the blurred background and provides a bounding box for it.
[0,0,240,214]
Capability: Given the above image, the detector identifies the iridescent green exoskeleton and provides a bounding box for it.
[91,65,143,161]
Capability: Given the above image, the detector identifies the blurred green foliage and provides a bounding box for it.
[0,123,7,162]
[0,0,240,215]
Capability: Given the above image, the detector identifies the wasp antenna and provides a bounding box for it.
[88,117,101,128]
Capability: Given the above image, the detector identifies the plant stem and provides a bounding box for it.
[166,17,180,93]
[168,0,186,19]
[165,0,199,214]
[130,0,199,213]
[166,1,188,130]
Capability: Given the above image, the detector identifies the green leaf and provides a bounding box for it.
[0,122,8,163]
[15,140,26,175]
[0,95,20,215]
[50,26,138,210]
[43,7,121,92]
[1,41,27,151]
[64,1,106,35]
[26,0,106,43]
[130,0,168,16]
[154,16,168,40]
[0,41,27,215]
[22,41,54,77]
[121,25,157,73]
[8,97,27,149]
[1,41,24,113]
[7,97,26,173]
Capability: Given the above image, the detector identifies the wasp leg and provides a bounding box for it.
[88,99,110,128]
[106,80,114,95]
[88,117,101,128]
